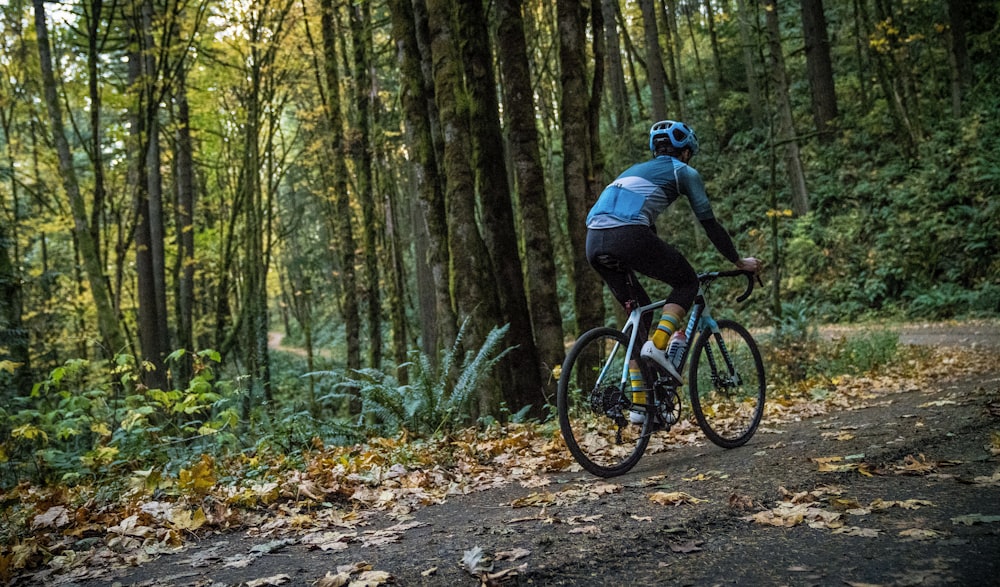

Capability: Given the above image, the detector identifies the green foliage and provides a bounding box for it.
[316,323,513,438]
[762,313,902,387]
[0,349,240,488]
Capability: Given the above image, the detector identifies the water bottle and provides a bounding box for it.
[665,331,686,367]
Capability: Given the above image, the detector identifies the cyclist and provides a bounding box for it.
[586,120,760,389]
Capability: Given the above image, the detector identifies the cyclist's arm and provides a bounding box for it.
[699,217,740,264]
[676,165,742,264]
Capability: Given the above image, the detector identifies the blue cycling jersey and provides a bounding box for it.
[586,155,716,228]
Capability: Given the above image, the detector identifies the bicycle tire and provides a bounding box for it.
[688,319,765,448]
[557,327,653,477]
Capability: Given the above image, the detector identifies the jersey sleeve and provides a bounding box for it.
[675,165,715,221]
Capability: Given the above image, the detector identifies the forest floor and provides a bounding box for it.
[15,322,1000,587]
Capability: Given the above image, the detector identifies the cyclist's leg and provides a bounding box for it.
[625,230,698,357]
[586,226,655,339]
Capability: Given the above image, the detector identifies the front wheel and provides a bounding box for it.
[689,319,765,448]
[557,327,653,477]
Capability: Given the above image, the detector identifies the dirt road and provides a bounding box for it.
[74,324,1000,586]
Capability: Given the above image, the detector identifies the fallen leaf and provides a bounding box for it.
[668,540,703,553]
[951,513,1000,525]
[315,572,349,587]
[350,570,393,587]
[870,499,934,510]
[31,506,70,530]
[302,531,356,551]
[649,491,706,506]
[510,492,556,508]
[568,525,600,534]
[894,454,936,475]
[899,528,943,540]
[832,526,881,537]
[918,399,957,408]
[495,547,530,561]
[461,546,492,573]
[245,574,291,587]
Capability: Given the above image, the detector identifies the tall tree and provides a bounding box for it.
[601,0,632,131]
[496,0,566,390]
[800,0,838,141]
[704,0,725,89]
[386,0,456,356]
[736,0,764,127]
[426,0,505,415]
[349,0,382,369]
[558,0,605,333]
[320,0,362,374]
[127,0,170,390]
[0,0,31,395]
[764,0,809,216]
[32,0,128,358]
[456,0,544,411]
[173,69,196,386]
[945,0,970,118]
[639,0,668,120]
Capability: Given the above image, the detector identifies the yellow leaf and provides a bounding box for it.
[11,424,47,442]
[649,491,706,506]
[90,422,112,437]
[179,454,217,495]
[0,360,23,374]
[899,528,942,540]
[171,507,207,531]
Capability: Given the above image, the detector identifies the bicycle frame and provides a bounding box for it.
[557,267,764,476]
[612,272,745,407]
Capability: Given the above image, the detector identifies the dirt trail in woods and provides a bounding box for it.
[60,321,1000,586]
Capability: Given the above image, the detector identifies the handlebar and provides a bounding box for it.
[697,269,762,303]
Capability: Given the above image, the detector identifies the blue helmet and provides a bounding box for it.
[649,120,699,156]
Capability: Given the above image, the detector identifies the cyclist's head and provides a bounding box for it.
[649,120,699,158]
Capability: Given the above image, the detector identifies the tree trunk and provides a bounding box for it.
[589,0,607,196]
[663,0,685,117]
[601,0,632,131]
[0,176,30,395]
[558,0,605,334]
[614,3,649,121]
[320,0,361,374]
[946,0,970,118]
[174,69,196,386]
[456,0,543,411]
[800,0,839,141]
[386,0,456,356]
[426,0,504,417]
[496,0,566,395]
[764,0,809,216]
[704,0,725,89]
[640,0,668,120]
[736,0,764,128]
[126,0,169,390]
[349,0,382,369]
[382,173,410,379]
[34,0,127,358]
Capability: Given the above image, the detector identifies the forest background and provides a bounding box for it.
[0,0,998,492]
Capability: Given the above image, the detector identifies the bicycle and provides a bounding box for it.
[556,266,766,477]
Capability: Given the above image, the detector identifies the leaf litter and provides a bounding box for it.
[3,341,998,584]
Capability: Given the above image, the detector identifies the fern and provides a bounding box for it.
[314,321,513,438]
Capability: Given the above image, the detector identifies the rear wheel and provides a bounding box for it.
[689,320,765,448]
[557,327,654,477]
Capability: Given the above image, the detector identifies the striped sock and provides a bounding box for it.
[629,366,645,407]
[651,311,682,349]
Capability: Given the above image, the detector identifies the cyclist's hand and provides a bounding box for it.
[736,257,761,273]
